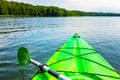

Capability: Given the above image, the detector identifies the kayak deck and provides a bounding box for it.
[33,33,120,80]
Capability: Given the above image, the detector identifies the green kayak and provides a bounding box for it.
[33,33,120,80]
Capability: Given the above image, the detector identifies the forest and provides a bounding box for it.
[0,0,120,16]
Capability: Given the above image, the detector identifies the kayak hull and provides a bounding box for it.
[33,33,120,80]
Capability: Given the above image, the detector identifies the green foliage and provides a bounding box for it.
[88,12,120,16]
[0,0,120,16]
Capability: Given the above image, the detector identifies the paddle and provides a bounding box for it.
[17,47,70,80]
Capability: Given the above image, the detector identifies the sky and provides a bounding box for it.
[8,0,120,13]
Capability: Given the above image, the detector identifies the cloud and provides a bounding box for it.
[61,0,120,12]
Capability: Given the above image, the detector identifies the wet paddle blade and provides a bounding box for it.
[17,47,30,66]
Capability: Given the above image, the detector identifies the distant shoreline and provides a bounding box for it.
[1,15,120,17]
[0,15,33,17]
[0,0,120,17]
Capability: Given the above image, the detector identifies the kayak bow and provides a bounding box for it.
[32,33,120,80]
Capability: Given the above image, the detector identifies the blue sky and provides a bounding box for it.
[8,0,120,13]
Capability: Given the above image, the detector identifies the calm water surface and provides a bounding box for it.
[0,17,120,80]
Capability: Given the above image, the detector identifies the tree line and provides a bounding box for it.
[0,0,120,16]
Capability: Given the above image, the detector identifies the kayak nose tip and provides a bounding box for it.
[73,33,80,38]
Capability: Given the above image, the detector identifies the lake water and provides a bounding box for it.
[0,17,120,80]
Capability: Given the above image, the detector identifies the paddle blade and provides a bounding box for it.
[17,47,30,66]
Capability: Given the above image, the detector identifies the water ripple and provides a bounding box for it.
[0,29,27,34]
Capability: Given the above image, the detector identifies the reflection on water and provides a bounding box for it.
[0,17,120,80]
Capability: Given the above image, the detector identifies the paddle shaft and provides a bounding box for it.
[30,59,70,80]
